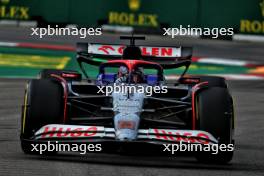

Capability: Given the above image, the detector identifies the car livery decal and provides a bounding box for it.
[88,44,182,57]
[148,129,218,144]
[35,124,105,139]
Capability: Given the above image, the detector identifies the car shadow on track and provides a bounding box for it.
[15,152,262,173]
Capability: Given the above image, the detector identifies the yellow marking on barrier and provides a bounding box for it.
[0,53,70,69]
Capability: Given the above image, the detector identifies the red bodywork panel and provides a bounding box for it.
[106,59,163,71]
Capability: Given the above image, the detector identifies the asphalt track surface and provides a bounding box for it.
[0,27,264,176]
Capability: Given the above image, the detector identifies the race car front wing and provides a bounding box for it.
[30,124,218,145]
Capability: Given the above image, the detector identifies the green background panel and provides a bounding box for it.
[0,0,263,33]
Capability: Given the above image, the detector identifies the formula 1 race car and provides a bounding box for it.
[20,36,235,163]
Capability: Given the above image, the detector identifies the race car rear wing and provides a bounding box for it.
[76,43,192,69]
[77,43,192,58]
[76,36,193,80]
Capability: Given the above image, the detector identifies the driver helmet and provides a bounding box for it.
[132,68,144,83]
[118,66,128,77]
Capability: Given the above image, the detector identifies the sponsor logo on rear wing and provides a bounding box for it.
[87,44,182,58]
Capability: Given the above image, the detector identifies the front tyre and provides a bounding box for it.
[20,79,63,154]
[195,87,235,164]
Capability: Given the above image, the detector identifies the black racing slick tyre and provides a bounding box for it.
[198,75,227,88]
[39,69,81,81]
[195,87,235,164]
[39,69,63,79]
[20,79,63,154]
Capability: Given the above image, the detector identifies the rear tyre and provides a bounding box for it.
[39,69,63,79]
[20,79,63,154]
[198,76,227,88]
[195,87,234,164]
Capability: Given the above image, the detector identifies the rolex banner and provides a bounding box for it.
[0,0,263,35]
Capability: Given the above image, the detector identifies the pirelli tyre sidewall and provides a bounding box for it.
[195,86,235,164]
[20,79,63,154]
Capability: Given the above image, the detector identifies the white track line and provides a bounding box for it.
[195,58,248,66]
[165,74,264,80]
[0,41,18,47]
[233,34,264,43]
